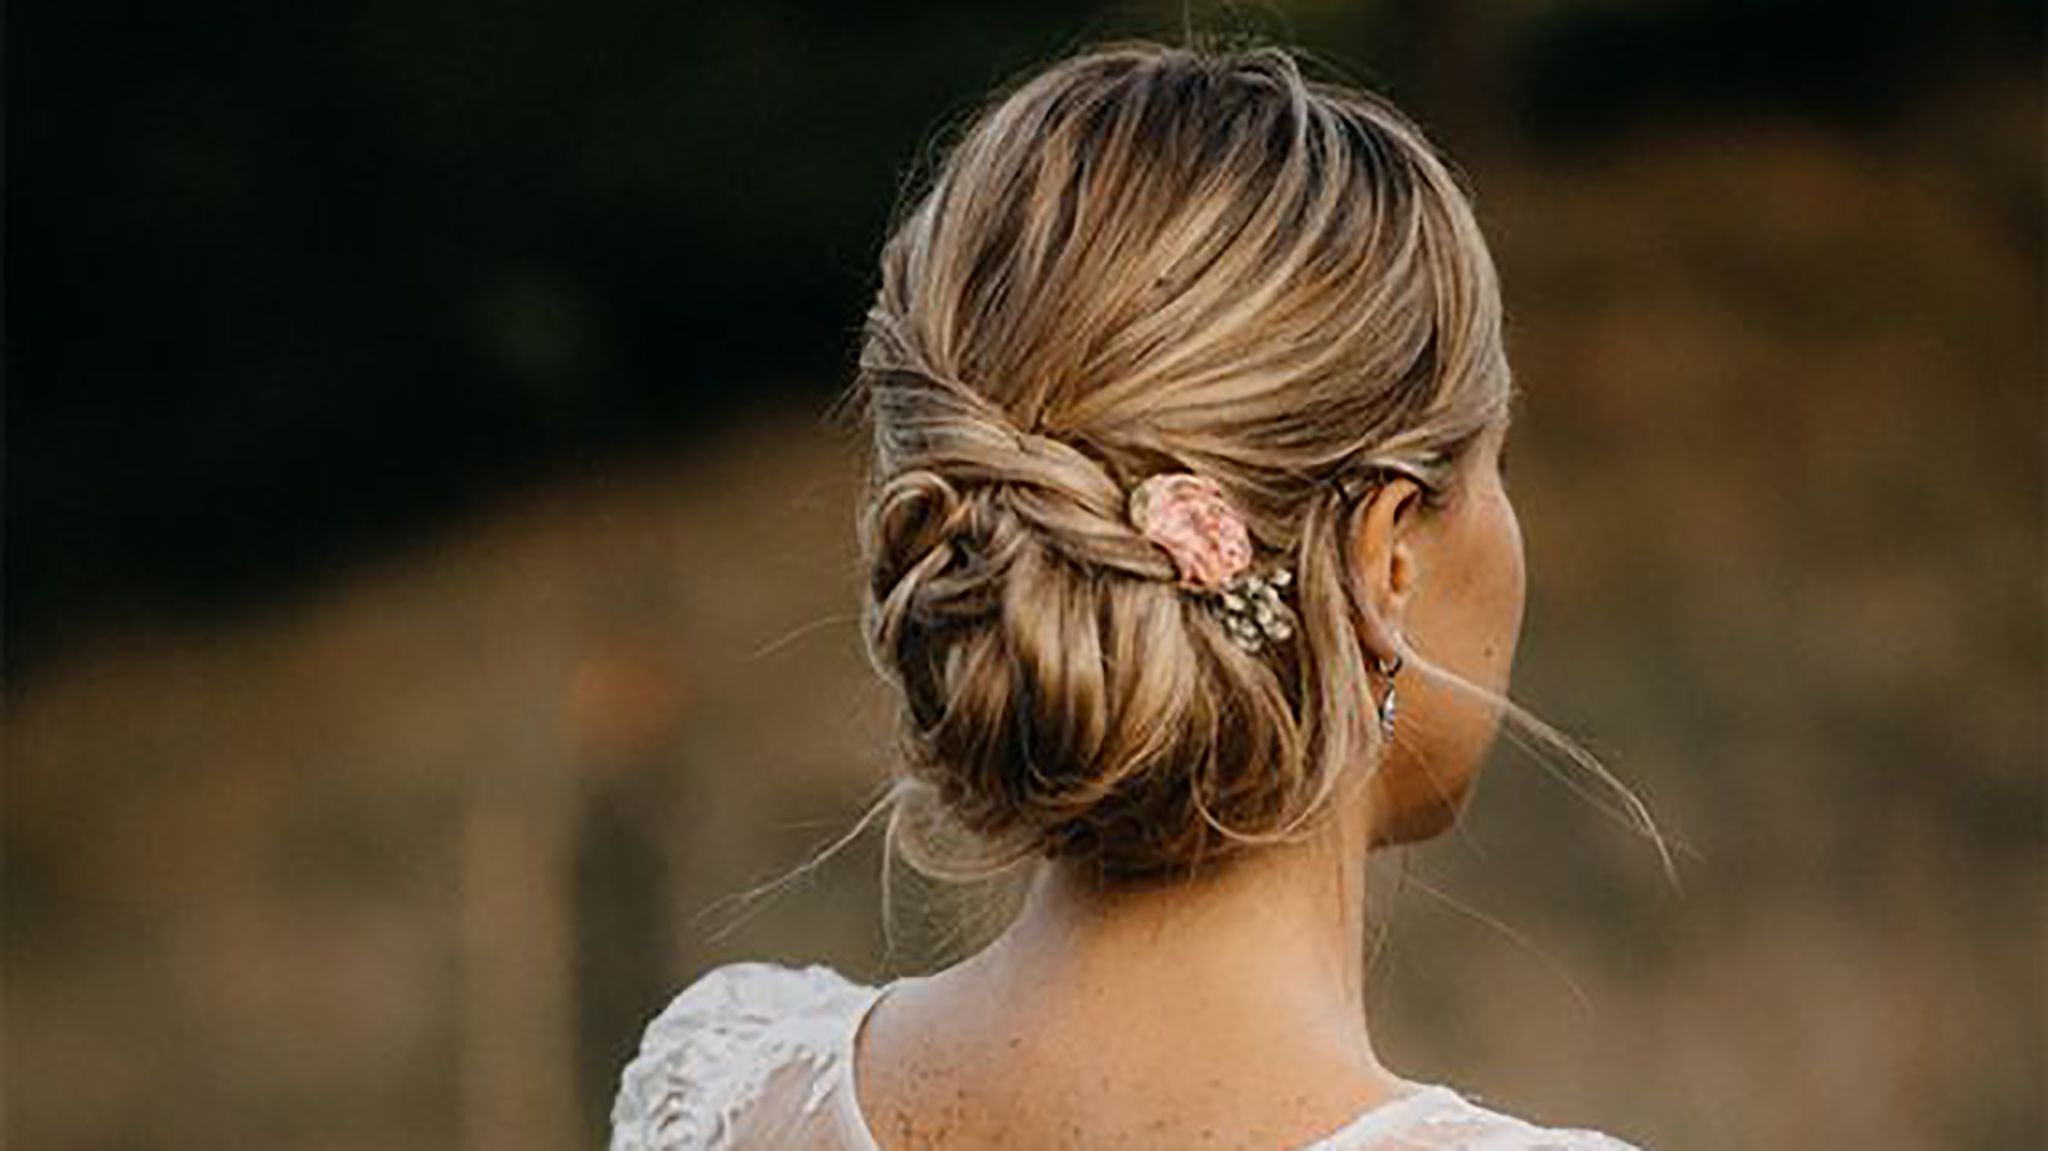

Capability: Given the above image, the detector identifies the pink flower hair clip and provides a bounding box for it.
[1126,472,1295,651]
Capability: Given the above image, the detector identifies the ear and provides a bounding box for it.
[1344,477,1425,663]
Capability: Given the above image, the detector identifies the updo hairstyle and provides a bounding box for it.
[851,39,1513,881]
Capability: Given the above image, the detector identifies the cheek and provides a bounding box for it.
[1495,494,1527,666]
[1406,490,1524,687]
[1426,482,1525,689]
[1464,490,1525,691]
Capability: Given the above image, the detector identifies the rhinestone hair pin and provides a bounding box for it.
[1127,473,1297,651]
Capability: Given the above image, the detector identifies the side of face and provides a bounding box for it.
[1346,419,1527,847]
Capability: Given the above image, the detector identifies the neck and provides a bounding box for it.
[952,798,1396,1081]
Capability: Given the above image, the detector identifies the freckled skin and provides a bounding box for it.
[860,975,1439,1149]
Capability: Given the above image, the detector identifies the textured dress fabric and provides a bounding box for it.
[609,962,1647,1151]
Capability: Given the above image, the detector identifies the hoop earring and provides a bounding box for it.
[1375,652,1403,738]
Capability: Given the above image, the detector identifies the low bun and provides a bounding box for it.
[849,40,1513,880]
[859,382,1333,877]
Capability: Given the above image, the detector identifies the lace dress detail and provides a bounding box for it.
[609,961,1648,1151]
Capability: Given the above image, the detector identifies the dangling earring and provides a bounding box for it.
[1375,652,1404,738]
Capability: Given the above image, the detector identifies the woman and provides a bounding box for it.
[612,38,1655,1150]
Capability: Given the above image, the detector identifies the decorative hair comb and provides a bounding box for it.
[1127,473,1296,651]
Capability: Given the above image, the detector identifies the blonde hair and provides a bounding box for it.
[847,39,1667,884]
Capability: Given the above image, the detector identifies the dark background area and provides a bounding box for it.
[10,0,2038,676]
[7,3,2044,1150]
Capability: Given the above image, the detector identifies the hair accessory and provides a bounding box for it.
[1127,473,1254,590]
[1216,567,1294,651]
[1375,652,1404,736]
[1128,472,1296,651]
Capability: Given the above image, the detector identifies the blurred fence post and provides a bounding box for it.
[460,755,580,1151]
[458,571,583,1151]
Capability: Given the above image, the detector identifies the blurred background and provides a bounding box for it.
[6,1,2042,1148]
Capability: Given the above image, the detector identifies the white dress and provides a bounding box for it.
[609,962,1647,1151]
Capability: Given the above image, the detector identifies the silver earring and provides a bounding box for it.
[1375,652,1403,737]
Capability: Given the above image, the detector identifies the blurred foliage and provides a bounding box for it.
[8,0,2038,675]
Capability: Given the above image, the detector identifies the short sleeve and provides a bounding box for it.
[607,961,871,1151]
